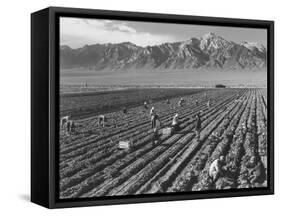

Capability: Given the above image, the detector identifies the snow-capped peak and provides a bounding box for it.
[241,41,266,53]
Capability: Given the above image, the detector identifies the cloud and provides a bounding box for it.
[60,17,176,48]
[114,24,137,34]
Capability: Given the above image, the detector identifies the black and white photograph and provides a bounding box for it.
[59,16,269,199]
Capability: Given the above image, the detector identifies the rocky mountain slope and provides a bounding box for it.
[60,32,267,70]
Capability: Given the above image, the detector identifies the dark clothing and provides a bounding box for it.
[195,118,202,131]
[152,130,160,145]
[246,161,266,183]
[66,121,71,133]
[98,115,106,127]
[171,124,180,133]
[195,117,202,141]
[151,114,160,129]
[70,122,76,133]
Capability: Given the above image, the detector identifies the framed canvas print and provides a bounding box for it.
[31,6,274,208]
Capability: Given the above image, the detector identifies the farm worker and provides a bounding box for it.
[171,113,180,132]
[246,156,266,184]
[195,99,199,106]
[66,121,71,134]
[60,115,70,128]
[152,127,160,145]
[151,113,161,129]
[195,113,202,140]
[123,107,127,114]
[98,115,106,127]
[209,156,225,182]
[150,106,155,117]
[166,99,170,104]
[144,101,148,109]
[206,100,209,108]
[204,92,207,99]
[70,121,76,134]
[178,98,184,107]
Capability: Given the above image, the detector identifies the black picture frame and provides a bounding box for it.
[31,6,274,209]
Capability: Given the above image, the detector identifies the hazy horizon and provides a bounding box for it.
[60,68,267,88]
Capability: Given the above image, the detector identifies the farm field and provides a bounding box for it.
[60,88,206,118]
[59,88,268,199]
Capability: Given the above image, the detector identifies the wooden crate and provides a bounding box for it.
[162,127,172,136]
[118,141,131,149]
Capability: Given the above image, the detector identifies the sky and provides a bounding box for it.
[60,17,267,49]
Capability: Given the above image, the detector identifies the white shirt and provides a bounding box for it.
[172,116,178,125]
[150,109,155,116]
[209,159,220,176]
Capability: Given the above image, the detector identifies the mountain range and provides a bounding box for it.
[60,32,267,71]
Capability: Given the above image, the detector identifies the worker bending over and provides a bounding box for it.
[209,156,226,182]
[98,115,106,127]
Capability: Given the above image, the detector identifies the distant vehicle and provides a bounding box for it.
[215,84,226,88]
